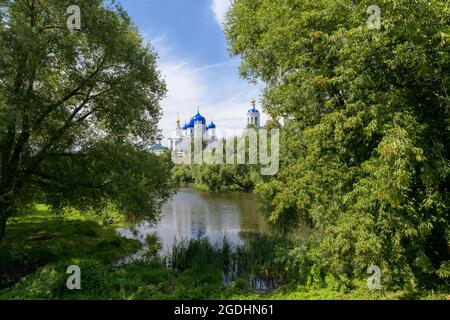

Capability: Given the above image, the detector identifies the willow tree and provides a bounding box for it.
[225,0,449,287]
[0,0,172,240]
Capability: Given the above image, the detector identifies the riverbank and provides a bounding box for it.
[0,206,140,292]
[1,207,448,300]
[178,183,251,193]
[171,164,260,193]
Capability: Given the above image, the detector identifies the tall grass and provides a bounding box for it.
[170,237,231,272]
[168,235,310,290]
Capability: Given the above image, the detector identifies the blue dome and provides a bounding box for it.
[191,112,206,125]
[207,121,216,129]
[182,123,188,130]
[187,118,195,128]
[248,107,259,113]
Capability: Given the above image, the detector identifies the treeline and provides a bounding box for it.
[171,127,279,192]
[172,163,263,192]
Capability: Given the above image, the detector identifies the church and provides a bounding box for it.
[167,101,261,155]
[167,108,217,155]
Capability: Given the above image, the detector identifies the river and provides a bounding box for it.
[117,187,269,255]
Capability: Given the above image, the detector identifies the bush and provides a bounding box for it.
[0,242,56,289]
[235,235,303,285]
[171,166,194,185]
[1,259,111,299]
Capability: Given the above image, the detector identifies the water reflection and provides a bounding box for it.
[118,188,268,254]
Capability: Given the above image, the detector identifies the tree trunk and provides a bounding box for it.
[0,194,13,242]
[0,214,6,241]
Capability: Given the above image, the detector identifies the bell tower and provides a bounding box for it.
[247,99,260,128]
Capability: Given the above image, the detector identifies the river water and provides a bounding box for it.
[117,187,269,255]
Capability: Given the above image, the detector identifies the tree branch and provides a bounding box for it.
[33,54,108,129]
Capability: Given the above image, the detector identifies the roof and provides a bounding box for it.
[191,111,206,124]
[207,121,216,129]
[182,111,208,130]
[149,143,166,152]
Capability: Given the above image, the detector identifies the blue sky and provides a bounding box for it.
[119,0,266,141]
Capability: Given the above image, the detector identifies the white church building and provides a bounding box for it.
[167,101,261,155]
[167,108,217,155]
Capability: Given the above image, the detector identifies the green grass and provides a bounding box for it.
[0,209,448,300]
[5,206,139,262]
[0,206,140,290]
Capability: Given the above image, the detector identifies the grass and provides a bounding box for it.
[0,206,140,290]
[170,237,229,272]
[0,208,448,300]
[5,206,140,262]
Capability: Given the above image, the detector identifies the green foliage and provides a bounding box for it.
[171,165,194,186]
[169,235,326,290]
[171,129,280,192]
[2,258,110,299]
[0,242,56,289]
[437,261,450,280]
[225,0,450,288]
[144,233,163,257]
[0,207,139,289]
[236,235,294,284]
[170,237,229,272]
[172,163,261,192]
[0,0,172,239]
[1,213,447,300]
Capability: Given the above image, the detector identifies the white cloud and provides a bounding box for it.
[158,59,266,142]
[143,32,266,144]
[211,0,232,27]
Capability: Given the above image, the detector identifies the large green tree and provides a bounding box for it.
[0,0,172,240]
[225,0,449,287]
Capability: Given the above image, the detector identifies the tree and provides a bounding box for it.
[195,163,261,192]
[0,0,172,240]
[171,137,263,192]
[225,0,449,287]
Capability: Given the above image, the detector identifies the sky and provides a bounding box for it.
[119,0,267,142]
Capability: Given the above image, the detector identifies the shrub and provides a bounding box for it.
[2,259,110,299]
[0,242,56,289]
